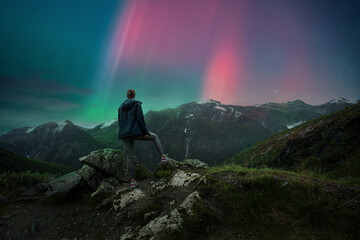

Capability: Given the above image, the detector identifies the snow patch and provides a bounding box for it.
[204,99,221,105]
[328,97,349,104]
[287,120,306,129]
[215,106,226,111]
[185,113,194,119]
[235,110,242,118]
[26,128,34,134]
[101,119,117,129]
[52,121,68,133]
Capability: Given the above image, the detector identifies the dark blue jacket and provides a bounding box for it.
[118,99,150,139]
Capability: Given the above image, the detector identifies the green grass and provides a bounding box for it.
[228,103,360,182]
[0,171,60,194]
[135,163,153,180]
[0,147,74,174]
[199,168,360,239]
[157,165,360,239]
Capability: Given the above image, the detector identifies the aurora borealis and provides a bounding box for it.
[0,0,359,133]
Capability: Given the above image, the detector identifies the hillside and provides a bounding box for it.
[227,103,360,180]
[0,147,73,174]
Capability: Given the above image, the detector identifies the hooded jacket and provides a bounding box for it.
[118,98,150,139]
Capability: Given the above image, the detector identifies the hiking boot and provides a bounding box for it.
[130,181,138,189]
[161,154,169,163]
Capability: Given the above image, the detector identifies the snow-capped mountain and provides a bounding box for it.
[93,98,351,169]
[0,98,351,169]
[0,120,103,168]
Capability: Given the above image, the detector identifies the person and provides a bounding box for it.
[118,89,168,189]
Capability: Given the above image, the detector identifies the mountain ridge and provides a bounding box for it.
[227,103,360,180]
[0,98,352,169]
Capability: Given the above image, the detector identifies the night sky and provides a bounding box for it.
[0,0,359,133]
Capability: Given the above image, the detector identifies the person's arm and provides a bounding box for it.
[136,102,150,136]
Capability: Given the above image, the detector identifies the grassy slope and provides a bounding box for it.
[164,165,360,240]
[0,147,74,174]
[227,103,360,181]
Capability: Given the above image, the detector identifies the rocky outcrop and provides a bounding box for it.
[155,158,208,171]
[113,189,147,210]
[79,148,134,182]
[168,169,205,187]
[91,178,120,197]
[120,191,202,240]
[45,172,82,196]
[16,149,144,199]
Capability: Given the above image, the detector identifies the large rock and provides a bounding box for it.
[155,158,208,172]
[76,165,104,190]
[91,178,119,197]
[180,159,209,169]
[79,148,136,182]
[45,172,82,196]
[120,191,202,240]
[168,170,204,187]
[113,189,147,211]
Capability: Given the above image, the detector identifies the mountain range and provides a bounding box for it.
[0,98,351,169]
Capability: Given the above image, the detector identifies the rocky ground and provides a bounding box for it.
[1,148,359,240]
[0,149,213,240]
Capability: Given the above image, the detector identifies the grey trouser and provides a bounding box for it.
[122,131,164,179]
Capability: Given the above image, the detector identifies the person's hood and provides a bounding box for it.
[121,99,142,111]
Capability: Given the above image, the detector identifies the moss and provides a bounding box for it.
[135,164,152,180]
[153,169,173,179]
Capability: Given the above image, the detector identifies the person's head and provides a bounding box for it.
[127,89,136,99]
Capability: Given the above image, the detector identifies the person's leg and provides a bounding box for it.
[122,139,135,182]
[125,133,166,162]
[147,132,165,156]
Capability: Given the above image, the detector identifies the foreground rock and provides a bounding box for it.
[79,148,136,182]
[120,191,202,240]
[16,148,143,199]
[155,158,208,172]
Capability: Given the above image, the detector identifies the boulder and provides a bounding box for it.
[91,178,119,197]
[178,191,201,215]
[120,191,202,240]
[180,159,208,169]
[76,165,104,190]
[168,169,204,187]
[45,172,82,196]
[113,189,147,211]
[155,158,208,172]
[79,148,139,182]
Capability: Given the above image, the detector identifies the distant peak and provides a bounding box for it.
[200,99,221,105]
[100,119,117,129]
[327,97,349,104]
[64,120,74,125]
[288,99,306,104]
